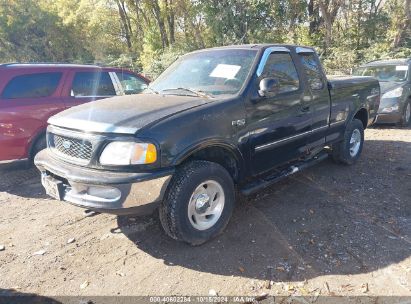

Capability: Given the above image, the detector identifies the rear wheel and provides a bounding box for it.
[401,101,411,127]
[159,160,235,245]
[331,118,364,165]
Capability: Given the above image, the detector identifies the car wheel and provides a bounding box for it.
[159,160,235,245]
[401,101,411,127]
[31,135,47,163]
[331,118,364,165]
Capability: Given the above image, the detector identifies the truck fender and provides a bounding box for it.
[171,139,246,182]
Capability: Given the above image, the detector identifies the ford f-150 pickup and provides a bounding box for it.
[35,44,380,245]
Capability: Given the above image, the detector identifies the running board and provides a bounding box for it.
[240,152,329,196]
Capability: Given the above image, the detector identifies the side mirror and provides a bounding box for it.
[258,78,279,97]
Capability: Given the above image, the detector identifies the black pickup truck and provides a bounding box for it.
[35,44,380,245]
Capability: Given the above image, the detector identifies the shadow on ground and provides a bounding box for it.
[0,166,46,199]
[0,289,61,304]
[1,139,409,283]
[117,139,411,282]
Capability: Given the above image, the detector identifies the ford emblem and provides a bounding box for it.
[62,140,72,149]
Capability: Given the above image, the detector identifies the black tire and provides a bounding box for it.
[30,135,46,163]
[400,100,411,127]
[331,118,364,165]
[159,160,235,246]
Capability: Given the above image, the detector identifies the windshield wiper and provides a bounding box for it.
[161,87,212,98]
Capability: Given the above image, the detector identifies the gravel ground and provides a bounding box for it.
[0,126,410,298]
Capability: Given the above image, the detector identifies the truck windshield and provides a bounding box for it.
[148,49,258,97]
[353,65,408,82]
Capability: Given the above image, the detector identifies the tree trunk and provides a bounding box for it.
[116,0,132,49]
[317,0,343,53]
[165,0,175,44]
[308,0,320,36]
[318,0,333,51]
[393,0,410,47]
[151,0,169,49]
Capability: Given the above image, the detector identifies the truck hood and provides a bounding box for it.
[49,94,210,134]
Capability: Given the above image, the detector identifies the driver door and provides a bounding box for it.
[246,49,312,175]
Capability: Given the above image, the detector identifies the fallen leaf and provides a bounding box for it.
[285,284,295,291]
[80,280,89,289]
[255,292,268,301]
[83,210,97,217]
[276,266,285,272]
[208,289,217,296]
[324,282,330,293]
[67,238,75,244]
[361,283,369,293]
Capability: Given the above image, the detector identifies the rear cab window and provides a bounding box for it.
[1,72,62,99]
[71,72,116,97]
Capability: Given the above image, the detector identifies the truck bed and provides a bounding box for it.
[327,75,380,128]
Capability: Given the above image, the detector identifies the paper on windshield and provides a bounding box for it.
[396,66,408,71]
[210,64,241,79]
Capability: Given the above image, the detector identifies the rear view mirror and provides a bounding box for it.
[259,78,279,97]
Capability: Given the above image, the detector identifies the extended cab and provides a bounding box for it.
[35,45,380,245]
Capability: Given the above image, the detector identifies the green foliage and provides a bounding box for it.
[0,0,409,75]
[143,47,185,79]
[0,0,93,62]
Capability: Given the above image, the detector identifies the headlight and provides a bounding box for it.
[99,142,157,165]
[382,87,403,98]
[381,105,399,113]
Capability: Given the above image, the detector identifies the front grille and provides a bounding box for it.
[49,133,93,162]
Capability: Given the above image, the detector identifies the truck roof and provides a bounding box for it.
[192,44,315,52]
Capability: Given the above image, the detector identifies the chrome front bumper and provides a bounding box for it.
[35,149,173,215]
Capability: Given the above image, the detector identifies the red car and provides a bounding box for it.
[0,63,149,166]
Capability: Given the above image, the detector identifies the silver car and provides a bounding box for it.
[353,58,410,126]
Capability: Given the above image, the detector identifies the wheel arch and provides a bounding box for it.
[353,107,368,129]
[28,128,47,160]
[172,141,245,183]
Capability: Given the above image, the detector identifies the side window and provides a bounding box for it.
[71,72,116,97]
[299,54,324,90]
[115,72,148,95]
[261,53,300,94]
[2,72,62,99]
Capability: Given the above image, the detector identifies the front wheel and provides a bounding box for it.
[30,135,47,164]
[159,160,235,245]
[331,118,364,165]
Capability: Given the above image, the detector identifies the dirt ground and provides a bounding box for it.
[0,126,410,298]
